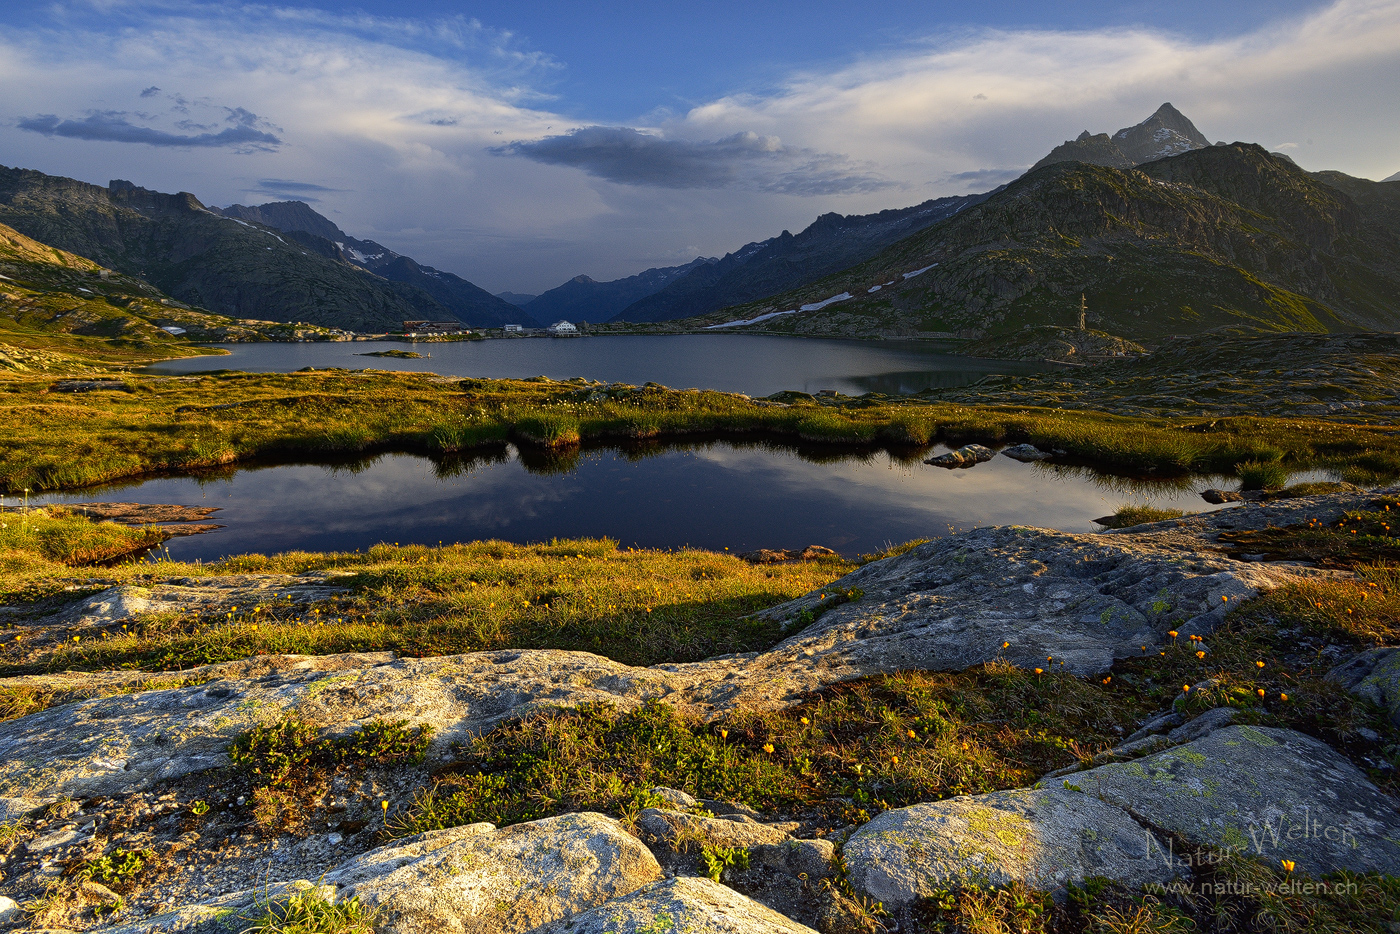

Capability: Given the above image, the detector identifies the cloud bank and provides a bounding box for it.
[18,112,281,150]
[496,126,892,194]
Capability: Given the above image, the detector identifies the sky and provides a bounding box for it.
[1,1,1398,294]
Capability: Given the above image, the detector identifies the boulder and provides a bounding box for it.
[1078,725,1400,876]
[845,784,1179,906]
[636,807,793,852]
[1328,648,1400,727]
[0,896,19,924]
[924,443,995,468]
[324,812,662,934]
[534,876,819,934]
[649,786,698,810]
[1001,443,1051,462]
[1202,489,1245,504]
[748,837,838,882]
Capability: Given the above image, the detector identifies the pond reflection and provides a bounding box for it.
[36,440,1241,563]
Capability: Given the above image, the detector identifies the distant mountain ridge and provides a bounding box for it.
[609,192,997,323]
[216,201,533,328]
[1031,103,1210,172]
[688,143,1400,342]
[522,257,715,324]
[0,167,462,332]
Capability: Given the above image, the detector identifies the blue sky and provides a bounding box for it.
[2,1,1397,292]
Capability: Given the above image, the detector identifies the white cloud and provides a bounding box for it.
[0,0,1397,292]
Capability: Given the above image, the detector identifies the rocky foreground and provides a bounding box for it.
[1,489,1398,932]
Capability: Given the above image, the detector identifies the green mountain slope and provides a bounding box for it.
[692,144,1400,341]
[0,221,260,369]
[0,168,455,332]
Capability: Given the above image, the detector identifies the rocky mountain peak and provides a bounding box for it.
[1031,103,1211,173]
[1112,101,1211,164]
[216,200,344,242]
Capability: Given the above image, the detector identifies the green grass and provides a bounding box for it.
[1,370,1398,494]
[73,847,152,892]
[230,717,432,786]
[0,537,851,675]
[0,506,168,564]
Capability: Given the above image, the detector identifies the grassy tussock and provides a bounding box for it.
[1,538,851,674]
[1096,505,1187,529]
[1,371,1397,492]
[0,507,167,564]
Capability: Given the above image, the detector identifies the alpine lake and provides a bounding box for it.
[36,334,1293,561]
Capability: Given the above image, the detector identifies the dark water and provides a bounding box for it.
[142,334,1049,397]
[35,441,1240,563]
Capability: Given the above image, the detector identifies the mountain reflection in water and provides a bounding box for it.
[37,441,1235,562]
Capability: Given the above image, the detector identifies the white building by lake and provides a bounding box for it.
[547,320,579,335]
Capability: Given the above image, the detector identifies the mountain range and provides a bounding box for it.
[690,141,1400,341]
[519,257,716,324]
[3,102,1397,350]
[608,192,997,323]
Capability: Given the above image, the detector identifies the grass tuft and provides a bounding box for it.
[1237,459,1290,491]
[243,888,377,934]
[1095,505,1186,529]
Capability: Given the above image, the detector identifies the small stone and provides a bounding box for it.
[649,787,697,810]
[1328,648,1400,727]
[0,896,19,923]
[81,880,123,905]
[925,443,996,469]
[29,829,84,851]
[1001,443,1051,462]
[328,832,343,845]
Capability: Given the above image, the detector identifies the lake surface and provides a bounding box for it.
[35,442,1244,563]
[143,335,1049,397]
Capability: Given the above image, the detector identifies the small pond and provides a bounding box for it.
[33,440,1255,563]
[142,334,1050,397]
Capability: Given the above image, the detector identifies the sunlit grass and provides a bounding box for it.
[0,506,166,564]
[0,537,852,674]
